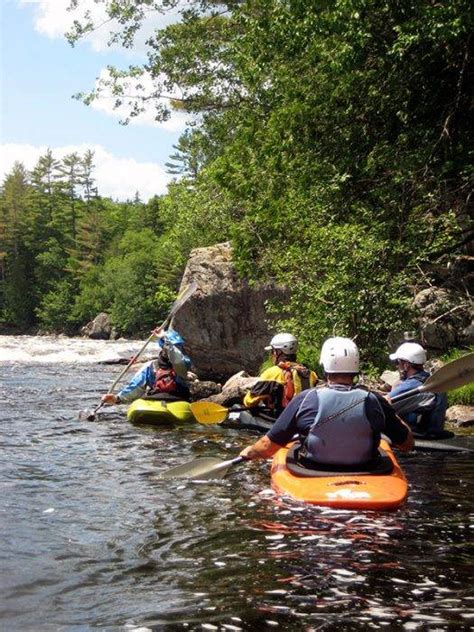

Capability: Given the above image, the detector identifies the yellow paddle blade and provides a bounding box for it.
[190,401,229,424]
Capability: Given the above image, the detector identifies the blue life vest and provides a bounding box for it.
[304,388,377,465]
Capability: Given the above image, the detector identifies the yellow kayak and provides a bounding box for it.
[127,398,195,425]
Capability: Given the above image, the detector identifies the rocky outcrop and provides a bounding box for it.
[412,286,472,353]
[446,405,474,428]
[81,313,113,340]
[171,242,290,381]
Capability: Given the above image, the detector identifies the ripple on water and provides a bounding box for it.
[1,351,473,630]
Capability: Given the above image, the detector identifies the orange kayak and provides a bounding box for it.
[271,439,408,510]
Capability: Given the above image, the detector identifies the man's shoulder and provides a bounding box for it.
[390,375,422,396]
[293,386,320,409]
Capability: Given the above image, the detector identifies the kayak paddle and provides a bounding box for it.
[190,401,275,425]
[159,455,245,480]
[79,281,197,422]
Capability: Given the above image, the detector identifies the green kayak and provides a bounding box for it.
[127,398,195,425]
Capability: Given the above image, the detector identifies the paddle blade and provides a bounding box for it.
[159,456,237,480]
[78,408,96,421]
[422,353,474,393]
[190,402,229,424]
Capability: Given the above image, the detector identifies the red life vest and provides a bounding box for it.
[154,367,179,393]
[278,362,311,408]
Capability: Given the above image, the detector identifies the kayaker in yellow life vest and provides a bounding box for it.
[243,333,318,415]
[240,337,414,465]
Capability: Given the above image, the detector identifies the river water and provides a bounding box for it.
[1,335,473,631]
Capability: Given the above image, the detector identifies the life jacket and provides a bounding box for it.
[407,373,447,434]
[303,387,376,465]
[278,362,312,408]
[153,367,179,394]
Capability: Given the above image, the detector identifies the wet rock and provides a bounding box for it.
[81,313,113,340]
[446,405,474,428]
[171,242,290,381]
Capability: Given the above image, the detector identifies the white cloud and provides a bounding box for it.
[90,68,189,132]
[18,1,188,131]
[19,0,181,53]
[0,143,172,201]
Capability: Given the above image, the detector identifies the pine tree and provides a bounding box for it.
[0,162,36,326]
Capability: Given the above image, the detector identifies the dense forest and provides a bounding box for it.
[1,0,472,366]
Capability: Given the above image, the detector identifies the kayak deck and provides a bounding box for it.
[271,440,408,510]
[127,398,195,425]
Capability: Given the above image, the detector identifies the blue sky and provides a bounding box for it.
[1,1,186,200]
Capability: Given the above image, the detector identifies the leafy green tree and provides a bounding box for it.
[66,0,472,361]
[35,278,78,333]
[3,1,470,360]
[99,228,165,335]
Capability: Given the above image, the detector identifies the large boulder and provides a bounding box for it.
[205,371,260,405]
[171,242,290,381]
[81,312,113,340]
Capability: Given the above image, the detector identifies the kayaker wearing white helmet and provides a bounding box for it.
[243,333,318,415]
[101,329,193,405]
[240,337,413,466]
[386,342,447,437]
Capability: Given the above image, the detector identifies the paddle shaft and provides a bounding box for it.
[190,401,276,425]
[106,332,156,396]
[207,456,245,476]
[390,384,427,404]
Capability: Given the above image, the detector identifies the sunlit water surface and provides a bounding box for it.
[1,336,473,631]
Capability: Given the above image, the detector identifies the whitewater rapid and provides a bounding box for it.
[0,335,149,365]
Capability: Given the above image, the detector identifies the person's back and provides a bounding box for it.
[243,333,318,414]
[387,342,447,437]
[303,385,377,465]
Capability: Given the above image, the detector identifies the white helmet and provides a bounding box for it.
[320,337,359,373]
[389,342,426,365]
[264,332,298,355]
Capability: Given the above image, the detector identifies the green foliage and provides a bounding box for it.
[35,279,78,333]
[2,1,471,367]
[442,348,474,406]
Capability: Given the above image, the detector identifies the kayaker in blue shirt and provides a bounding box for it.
[101,329,192,405]
[386,342,447,437]
[240,337,413,466]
